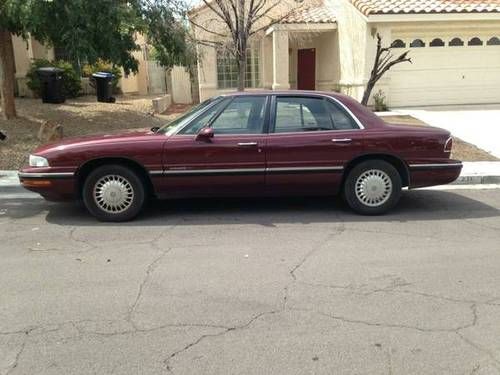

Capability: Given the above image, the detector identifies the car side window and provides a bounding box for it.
[179,99,229,135]
[324,100,359,130]
[274,97,333,133]
[210,96,267,134]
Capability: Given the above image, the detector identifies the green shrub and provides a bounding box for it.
[26,59,82,98]
[82,59,122,93]
[373,90,389,112]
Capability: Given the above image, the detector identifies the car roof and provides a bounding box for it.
[219,90,346,99]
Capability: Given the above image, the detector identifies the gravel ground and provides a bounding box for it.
[0,96,189,170]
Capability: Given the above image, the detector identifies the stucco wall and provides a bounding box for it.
[326,0,369,101]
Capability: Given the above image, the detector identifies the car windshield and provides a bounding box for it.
[157,97,223,135]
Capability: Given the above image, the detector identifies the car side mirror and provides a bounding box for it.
[196,127,214,142]
[150,126,160,133]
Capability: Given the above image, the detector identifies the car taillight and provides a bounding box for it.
[444,137,453,153]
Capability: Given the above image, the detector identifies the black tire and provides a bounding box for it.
[343,160,402,215]
[82,164,146,222]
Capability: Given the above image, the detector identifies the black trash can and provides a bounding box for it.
[92,72,115,103]
[37,67,65,104]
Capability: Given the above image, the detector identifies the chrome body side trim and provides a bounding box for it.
[156,166,345,176]
[409,163,463,169]
[18,172,75,179]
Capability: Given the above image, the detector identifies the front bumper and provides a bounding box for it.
[18,169,77,201]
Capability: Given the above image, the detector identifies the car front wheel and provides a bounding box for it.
[82,165,146,222]
[344,160,402,215]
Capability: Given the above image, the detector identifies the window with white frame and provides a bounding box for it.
[217,44,260,89]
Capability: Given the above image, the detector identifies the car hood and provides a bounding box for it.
[33,129,157,154]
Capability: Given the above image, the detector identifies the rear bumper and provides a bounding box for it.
[408,161,463,189]
[18,170,76,201]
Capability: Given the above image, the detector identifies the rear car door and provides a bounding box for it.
[161,95,269,197]
[266,95,365,195]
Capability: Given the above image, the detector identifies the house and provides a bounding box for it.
[190,0,500,107]
[10,34,194,103]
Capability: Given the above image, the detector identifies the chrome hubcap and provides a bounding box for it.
[93,175,134,213]
[355,169,393,207]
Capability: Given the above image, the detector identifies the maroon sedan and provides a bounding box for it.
[19,91,462,221]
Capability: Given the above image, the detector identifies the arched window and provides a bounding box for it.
[391,39,406,48]
[410,39,425,48]
[487,37,500,46]
[430,38,445,47]
[468,37,483,46]
[449,37,464,47]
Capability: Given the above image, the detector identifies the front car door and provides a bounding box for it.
[161,95,269,198]
[266,94,365,195]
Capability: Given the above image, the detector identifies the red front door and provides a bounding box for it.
[297,49,316,90]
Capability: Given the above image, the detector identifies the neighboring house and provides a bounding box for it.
[10,33,193,103]
[191,0,500,107]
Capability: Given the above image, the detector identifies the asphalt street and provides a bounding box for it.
[1,188,500,374]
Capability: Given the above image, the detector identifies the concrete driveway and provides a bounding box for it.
[397,104,500,158]
[1,189,500,374]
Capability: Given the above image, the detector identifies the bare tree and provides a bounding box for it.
[361,33,412,107]
[190,0,303,91]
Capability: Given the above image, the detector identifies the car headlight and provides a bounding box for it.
[29,155,49,167]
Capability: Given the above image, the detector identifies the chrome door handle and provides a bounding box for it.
[237,142,258,147]
[331,138,352,143]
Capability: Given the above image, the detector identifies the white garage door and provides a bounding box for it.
[388,35,500,107]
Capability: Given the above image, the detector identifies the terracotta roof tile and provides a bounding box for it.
[351,0,500,15]
[283,0,336,23]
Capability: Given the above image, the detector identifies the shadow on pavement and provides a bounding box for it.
[0,189,498,226]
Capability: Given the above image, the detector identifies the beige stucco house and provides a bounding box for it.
[191,0,500,107]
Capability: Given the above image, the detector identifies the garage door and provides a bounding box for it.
[388,35,500,107]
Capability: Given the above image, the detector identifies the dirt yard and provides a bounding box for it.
[1,100,496,170]
[0,96,190,170]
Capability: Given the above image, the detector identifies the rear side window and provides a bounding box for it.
[324,100,358,130]
[273,96,358,133]
[274,97,333,133]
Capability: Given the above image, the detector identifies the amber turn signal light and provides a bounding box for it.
[21,179,52,187]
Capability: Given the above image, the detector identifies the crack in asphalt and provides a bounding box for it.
[4,331,30,375]
[126,229,175,329]
[162,309,281,373]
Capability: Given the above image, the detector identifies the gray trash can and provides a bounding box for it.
[37,67,65,104]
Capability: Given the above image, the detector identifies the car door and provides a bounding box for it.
[266,95,365,195]
[161,95,269,198]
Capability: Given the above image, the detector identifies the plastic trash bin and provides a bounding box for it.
[37,67,65,104]
[92,72,115,103]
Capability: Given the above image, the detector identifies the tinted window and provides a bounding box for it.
[324,100,358,130]
[179,98,230,135]
[210,96,267,134]
[274,97,333,133]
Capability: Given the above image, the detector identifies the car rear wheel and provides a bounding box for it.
[82,165,146,222]
[344,160,402,215]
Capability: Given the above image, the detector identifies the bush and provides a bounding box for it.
[82,59,122,94]
[26,59,82,98]
[373,90,389,112]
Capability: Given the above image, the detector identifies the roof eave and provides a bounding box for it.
[367,12,500,23]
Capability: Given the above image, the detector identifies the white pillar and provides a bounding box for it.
[272,30,290,90]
